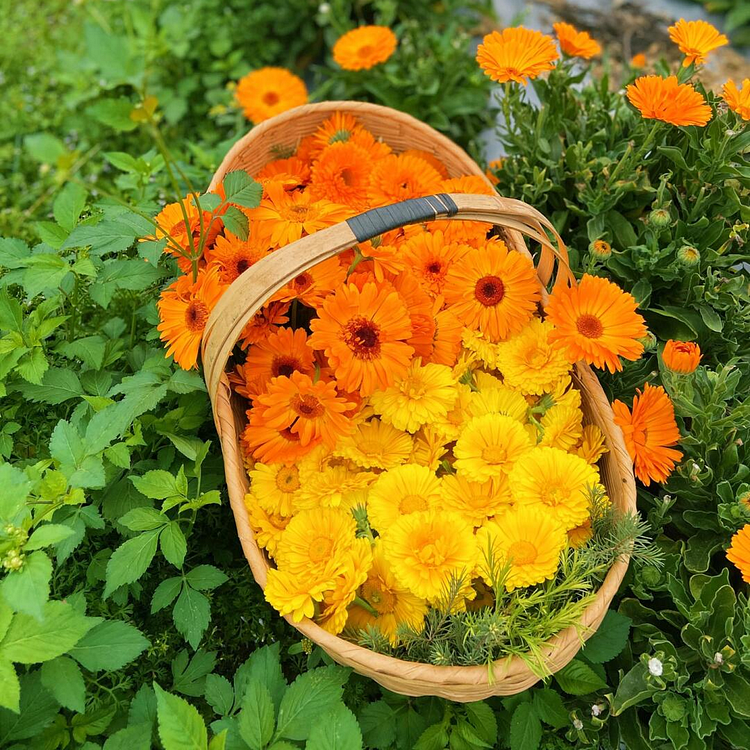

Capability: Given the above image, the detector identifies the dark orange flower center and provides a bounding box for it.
[272,355,303,378]
[576,313,604,339]
[292,272,312,292]
[235,258,251,276]
[291,394,325,420]
[357,44,374,58]
[275,466,300,492]
[343,316,382,360]
[263,91,280,106]
[474,275,505,306]
[340,168,356,186]
[185,300,209,332]
[426,261,443,275]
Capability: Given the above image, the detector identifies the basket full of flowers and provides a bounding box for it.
[155,101,643,700]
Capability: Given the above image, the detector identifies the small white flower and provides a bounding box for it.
[591,704,602,717]
[714,652,723,664]
[318,2,331,13]
[573,718,584,730]
[648,657,663,677]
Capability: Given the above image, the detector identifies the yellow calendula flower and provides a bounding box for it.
[382,510,477,601]
[248,462,301,517]
[454,413,532,482]
[468,384,529,423]
[409,425,449,471]
[476,505,566,591]
[264,565,337,622]
[473,370,504,391]
[442,474,512,526]
[497,318,572,395]
[576,424,608,465]
[370,358,458,433]
[461,328,500,369]
[347,541,428,644]
[367,464,443,532]
[333,419,413,470]
[567,519,593,549]
[293,464,375,512]
[509,447,600,530]
[433,382,473,442]
[245,493,291,558]
[538,402,584,451]
[275,507,357,578]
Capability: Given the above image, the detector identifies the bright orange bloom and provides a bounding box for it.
[240,327,316,394]
[310,141,374,209]
[723,79,750,120]
[429,305,463,367]
[249,182,351,247]
[333,26,398,71]
[442,175,496,196]
[234,67,307,124]
[545,274,646,372]
[238,302,290,349]
[485,158,505,187]
[255,157,311,191]
[476,27,559,85]
[308,282,414,396]
[271,257,347,309]
[613,383,682,485]
[626,75,712,127]
[662,340,701,374]
[403,149,449,178]
[668,19,728,66]
[242,411,313,464]
[208,231,270,285]
[553,22,601,60]
[727,524,750,583]
[400,231,470,297]
[368,153,444,207]
[309,112,392,162]
[443,238,541,342]
[157,267,226,370]
[390,271,437,360]
[631,53,647,68]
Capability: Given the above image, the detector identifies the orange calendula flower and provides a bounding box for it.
[333,25,398,71]
[545,274,647,373]
[400,231,469,298]
[238,302,289,349]
[310,141,374,209]
[240,327,316,395]
[722,79,750,121]
[626,75,712,127]
[271,257,347,309]
[443,238,541,343]
[157,266,226,370]
[403,149,449,179]
[308,112,392,162]
[630,53,647,68]
[368,153,444,207]
[662,340,701,374]
[553,22,601,60]
[255,157,311,191]
[309,282,414,396]
[442,175,495,196]
[727,524,750,583]
[234,67,308,124]
[476,27,559,85]
[668,19,728,66]
[208,231,270,285]
[613,383,683,485]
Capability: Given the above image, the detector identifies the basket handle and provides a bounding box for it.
[201,192,572,405]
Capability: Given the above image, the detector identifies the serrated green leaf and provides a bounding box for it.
[554,660,608,696]
[173,586,210,649]
[25,524,75,550]
[172,649,216,698]
[221,171,262,209]
[0,551,52,620]
[59,335,107,369]
[358,701,395,750]
[104,529,160,597]
[16,347,49,385]
[131,470,183,500]
[36,221,68,249]
[102,723,152,750]
[0,671,59,742]
[581,610,631,663]
[305,704,362,750]
[103,152,141,172]
[69,620,149,672]
[235,643,286,714]
[222,206,249,240]
[152,578,183,614]
[54,183,88,231]
[0,660,19,713]
[160,522,187,568]
[531,688,568,729]
[185,565,228,591]
[204,674,234,716]
[120,507,168,531]
[154,683,207,750]
[40,656,85,713]
[15,368,83,404]
[238,680,274,750]
[509,703,541,750]
[0,290,23,332]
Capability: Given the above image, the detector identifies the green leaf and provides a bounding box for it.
[103,152,141,172]
[0,660,19,713]
[611,663,651,715]
[154,683,208,750]
[222,171,263,209]
[26,524,75,551]
[0,600,95,663]
[88,98,139,131]
[160,522,187,568]
[24,133,66,164]
[131,470,183,500]
[413,724,449,750]
[531,688,568,729]
[185,565,229,591]
[510,703,541,750]
[698,304,723,333]
[16,347,49,385]
[15,368,83,404]
[358,701,395,750]
[0,551,52,619]
[173,586,210,649]
[172,649,217,698]
[222,206,249,240]
[103,723,152,750]
[238,680,275,750]
[104,529,160,597]
[40,656,85,713]
[464,701,498,745]
[64,221,138,256]
[657,146,690,171]
[554,660,608,696]
[120,507,168,532]
[36,220,68,249]
[69,620,149,672]
[0,464,30,520]
[724,673,750,719]
[59,335,107,369]
[0,672,58,742]
[204,674,234,716]
[0,290,24,332]
[581,611,631,663]
[275,666,348,741]
[306,704,362,750]
[54,183,88,231]
[235,643,287,714]
[152,578,183,614]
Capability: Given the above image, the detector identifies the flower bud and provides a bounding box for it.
[662,340,701,374]
[589,239,612,259]
[572,718,584,731]
[638,331,658,352]
[677,245,700,266]
[648,208,672,228]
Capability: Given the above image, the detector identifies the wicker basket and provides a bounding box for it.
[201,101,637,701]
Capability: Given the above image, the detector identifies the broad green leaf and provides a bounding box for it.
[724,672,750,719]
[120,507,168,532]
[0,238,30,270]
[0,672,58,742]
[0,660,19,713]
[235,643,286,714]
[103,152,141,172]
[105,442,131,469]
[154,684,208,750]
[172,649,216,698]
[209,729,228,750]
[160,522,187,568]
[0,551,52,620]
[54,183,88,231]
[24,133,66,164]
[69,620,149,672]
[531,688,568,729]
[0,600,95,663]
[554,660,608,696]
[222,206,249,240]
[305,704,362,750]
[104,529,160,597]
[464,701,498,745]
[22,255,70,297]
[0,463,31,520]
[103,723,152,750]
[173,586,210,649]
[40,656,85,713]
[59,335,107,369]
[131,470,183,500]
[15,368,83,404]
[26,524,75,551]
[0,290,23,332]
[185,565,228,592]
[88,98,139,131]
[16,347,49,385]
[152,578,183,614]
[221,171,262,209]
[204,674,234,716]
[509,703,541,750]
[128,683,157,728]
[275,666,348,741]
[71,704,117,742]
[611,663,651,715]
[238,680,274,750]
[161,433,204,461]
[581,611,631,663]
[698,304,723,333]
[358,701,395,750]
[36,220,68,249]
[413,724,448,750]
[64,222,138,256]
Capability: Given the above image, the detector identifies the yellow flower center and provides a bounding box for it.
[507,540,537,565]
[399,494,428,514]
[308,536,333,563]
[576,313,604,339]
[416,542,445,567]
[540,483,566,507]
[275,466,300,493]
[481,445,508,465]
[524,345,549,369]
[362,580,397,614]
[401,374,428,399]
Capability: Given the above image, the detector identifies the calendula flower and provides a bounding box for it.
[271,257,347,309]
[157,266,225,370]
[367,464,443,531]
[468,385,529,424]
[476,505,566,590]
[576,424,608,465]
[539,402,583,452]
[293,464,374,512]
[568,519,593,549]
[723,79,750,120]
[334,419,413,470]
[454,413,532,482]
[390,271,438,361]
[613,383,683,485]
[403,149,449,178]
[662,340,701,374]
[245,494,291,557]
[382,510,477,601]
[442,474,513,526]
[242,411,314,464]
[400,231,470,298]
[235,67,308,124]
[498,318,573,394]
[370,358,457,433]
[309,112,392,162]
[429,307,464,367]
[485,158,505,186]
[510,447,600,530]
[477,27,559,85]
[553,22,601,60]
[545,274,647,373]
[208,231,270,285]
[255,157,311,191]
[249,462,301,517]
[333,25,398,71]
[368,153,444,207]
[727,524,750,583]
[409,424,449,470]
[631,53,647,68]
[347,541,428,644]
[590,239,612,259]
[238,302,290,349]
[249,182,351,247]
[310,141,374,210]
[626,75,712,127]
[668,19,728,66]
[432,382,473,441]
[442,175,496,196]
[444,239,541,343]
[462,328,501,369]
[309,282,414,396]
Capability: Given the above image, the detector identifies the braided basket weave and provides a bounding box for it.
[201,101,637,701]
